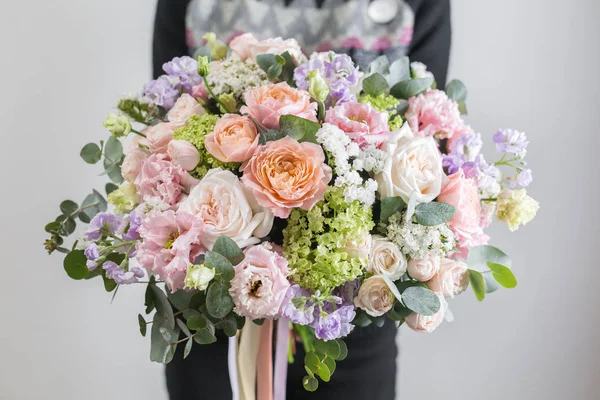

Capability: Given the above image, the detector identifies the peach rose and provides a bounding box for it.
[240,137,332,218]
[144,122,178,154]
[205,114,259,163]
[438,170,489,259]
[427,258,469,298]
[167,140,200,171]
[240,82,317,130]
[229,33,305,63]
[407,256,440,282]
[354,276,395,317]
[405,294,447,333]
[167,94,205,126]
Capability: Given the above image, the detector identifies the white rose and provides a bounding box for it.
[167,93,205,126]
[427,258,469,298]
[405,294,447,333]
[368,236,407,281]
[184,264,215,291]
[407,256,440,282]
[375,123,444,203]
[177,168,274,250]
[342,231,372,259]
[354,276,395,317]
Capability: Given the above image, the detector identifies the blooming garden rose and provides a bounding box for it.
[407,256,441,282]
[427,258,470,298]
[325,102,390,148]
[144,122,178,154]
[367,236,407,281]
[204,114,259,162]
[166,93,205,126]
[167,139,200,171]
[354,276,395,317]
[122,142,150,182]
[405,294,447,333]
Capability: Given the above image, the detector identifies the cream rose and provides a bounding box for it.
[354,276,395,317]
[177,168,274,250]
[229,33,306,64]
[375,123,444,203]
[405,294,447,333]
[167,93,205,126]
[342,231,372,259]
[407,256,440,282]
[367,236,407,281]
[427,258,469,298]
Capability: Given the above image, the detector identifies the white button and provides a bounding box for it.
[368,0,399,24]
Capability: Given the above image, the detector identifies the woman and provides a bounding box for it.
[153,1,451,399]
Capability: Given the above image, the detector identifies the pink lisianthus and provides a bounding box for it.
[229,243,291,319]
[167,93,205,126]
[405,89,466,139]
[136,210,205,292]
[134,154,198,209]
[240,82,317,130]
[324,102,390,148]
[143,122,178,154]
[241,137,332,218]
[191,83,210,103]
[437,170,489,259]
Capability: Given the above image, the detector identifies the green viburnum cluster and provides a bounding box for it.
[283,187,374,293]
[359,93,404,131]
[172,114,239,178]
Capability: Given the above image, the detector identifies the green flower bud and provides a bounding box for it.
[203,32,228,61]
[307,70,330,103]
[218,93,238,113]
[184,264,216,291]
[197,56,211,77]
[103,114,132,138]
[107,182,141,214]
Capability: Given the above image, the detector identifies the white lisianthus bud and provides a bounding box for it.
[184,264,215,291]
[496,189,539,231]
[307,70,330,103]
[103,113,131,138]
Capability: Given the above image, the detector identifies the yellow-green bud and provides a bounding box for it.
[107,182,141,214]
[218,93,238,113]
[197,56,211,77]
[184,264,216,291]
[203,32,228,61]
[496,189,539,232]
[307,70,330,103]
[103,114,131,138]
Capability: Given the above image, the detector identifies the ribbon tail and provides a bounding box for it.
[273,318,290,400]
[228,335,240,400]
[238,320,261,400]
[256,319,274,400]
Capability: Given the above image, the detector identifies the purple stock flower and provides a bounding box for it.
[442,153,466,175]
[443,132,483,174]
[122,208,143,242]
[294,52,361,106]
[493,129,529,155]
[143,76,180,109]
[280,285,315,325]
[85,213,124,241]
[162,56,202,93]
[333,280,360,307]
[84,243,100,271]
[509,169,533,188]
[103,261,144,285]
[462,154,501,189]
[313,305,356,341]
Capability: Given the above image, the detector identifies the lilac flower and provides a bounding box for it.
[122,208,143,241]
[85,213,124,241]
[493,129,529,156]
[103,261,144,285]
[313,305,356,341]
[509,169,533,188]
[294,52,362,106]
[461,154,501,190]
[333,280,360,307]
[84,243,100,271]
[142,76,180,109]
[442,153,466,175]
[280,285,315,325]
[162,56,202,93]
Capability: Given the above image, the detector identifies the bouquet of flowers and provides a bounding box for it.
[43,32,539,397]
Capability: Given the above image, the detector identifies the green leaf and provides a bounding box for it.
[62,218,76,235]
[63,250,89,280]
[380,196,406,224]
[414,202,456,226]
[382,275,403,303]
[150,285,175,330]
[45,221,61,233]
[205,251,234,281]
[215,315,238,337]
[256,54,278,75]
[189,292,206,310]
[304,352,321,373]
[138,314,147,337]
[102,274,118,292]
[445,79,467,101]
[150,322,179,364]
[367,55,390,76]
[187,314,207,331]
[60,200,79,215]
[79,190,108,223]
[279,114,321,143]
[322,357,336,376]
[176,318,191,337]
[314,340,341,360]
[303,376,319,392]
[206,281,234,319]
[259,129,286,145]
[362,73,389,96]
[104,135,123,160]
[103,156,124,184]
[144,278,156,314]
[80,143,102,164]
[401,286,441,316]
[387,57,410,86]
[487,262,518,289]
[105,183,119,195]
[336,340,348,361]
[352,309,372,327]
[315,361,331,382]
[458,100,468,115]
[183,336,193,359]
[390,77,434,99]
[212,236,245,265]
[467,246,512,294]
[159,327,177,343]
[253,318,265,326]
[469,269,486,301]
[267,63,283,79]
[193,316,217,345]
[279,51,297,83]
[168,289,195,311]
[391,300,413,319]
[396,99,409,115]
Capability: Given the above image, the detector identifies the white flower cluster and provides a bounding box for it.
[386,212,456,260]
[207,59,270,98]
[354,145,388,174]
[410,62,434,80]
[316,123,379,206]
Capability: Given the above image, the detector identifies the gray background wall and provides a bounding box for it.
[1,1,598,399]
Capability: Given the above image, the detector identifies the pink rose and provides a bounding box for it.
[324,102,390,148]
[205,114,259,163]
[405,294,447,333]
[122,139,150,182]
[167,93,205,126]
[407,256,440,282]
[177,168,273,250]
[229,243,291,319]
[437,170,490,259]
[230,33,305,63]
[427,258,469,298]
[241,137,332,218]
[134,154,198,209]
[136,210,205,292]
[240,82,317,130]
[144,122,178,154]
[167,140,200,171]
[405,89,467,139]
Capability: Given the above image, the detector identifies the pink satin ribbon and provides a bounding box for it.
[273,319,290,400]
[257,319,274,400]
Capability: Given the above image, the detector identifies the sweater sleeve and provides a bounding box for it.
[153,0,191,79]
[407,0,452,88]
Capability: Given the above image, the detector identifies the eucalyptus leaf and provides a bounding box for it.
[467,245,512,294]
[256,54,278,76]
[183,336,193,359]
[176,319,191,337]
[60,200,79,215]
[401,286,441,316]
[279,114,321,143]
[212,236,244,265]
[304,352,321,373]
[150,285,175,330]
[144,278,156,314]
[322,357,336,376]
[387,57,410,87]
[469,269,486,301]
[105,183,118,195]
[414,202,456,226]
[205,251,234,281]
[168,289,195,311]
[79,190,108,223]
[63,218,76,235]
[259,129,286,145]
[487,262,518,288]
[138,314,147,337]
[362,73,389,96]
[382,275,403,303]
[187,314,207,331]
[380,196,406,224]
[104,135,124,161]
[206,281,234,319]
[303,376,319,392]
[63,250,89,280]
[103,156,124,184]
[159,327,177,343]
[367,55,390,76]
[80,143,102,164]
[336,340,348,361]
[314,340,341,360]
[390,77,434,99]
[445,79,467,101]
